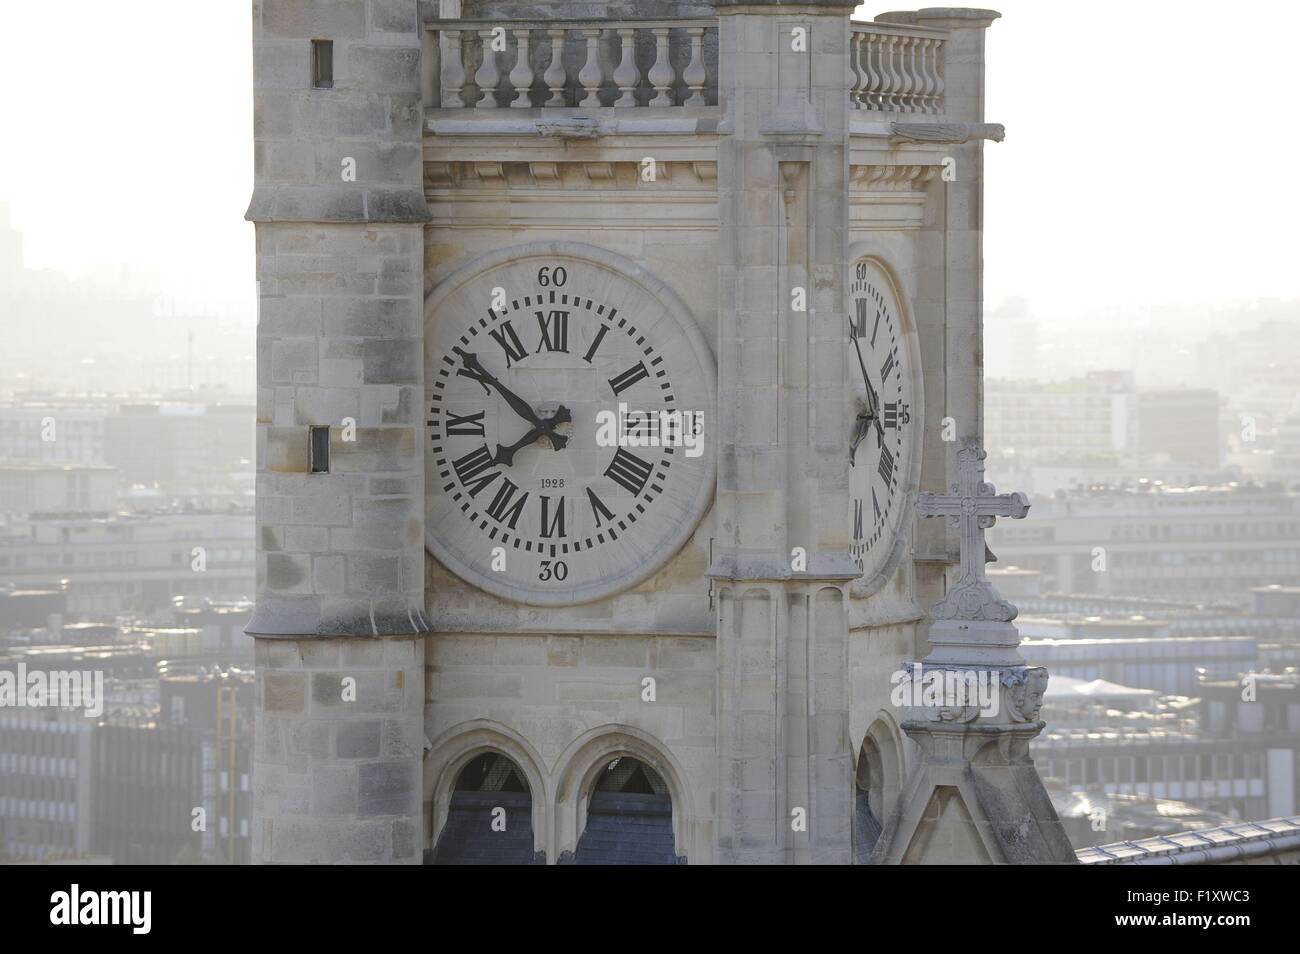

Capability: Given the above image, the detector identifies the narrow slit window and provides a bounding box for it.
[311,39,334,89]
[309,426,331,474]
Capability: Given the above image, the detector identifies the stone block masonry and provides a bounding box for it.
[252,223,427,637]
[248,1,431,864]
[253,636,425,863]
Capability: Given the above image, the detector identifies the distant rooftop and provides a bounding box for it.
[1043,480,1295,499]
[1079,815,1300,865]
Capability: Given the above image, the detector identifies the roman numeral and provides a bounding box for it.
[854,298,868,338]
[604,447,654,496]
[883,403,902,429]
[880,351,895,384]
[485,478,528,529]
[582,324,610,364]
[877,445,895,485]
[872,488,882,522]
[445,410,486,436]
[452,445,501,498]
[871,309,882,347]
[540,495,566,538]
[488,321,528,367]
[853,498,863,541]
[608,360,650,397]
[586,486,615,528]
[535,310,569,353]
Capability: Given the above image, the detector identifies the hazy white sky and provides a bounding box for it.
[1,1,1297,319]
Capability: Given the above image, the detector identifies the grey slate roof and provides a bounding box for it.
[1078,815,1300,865]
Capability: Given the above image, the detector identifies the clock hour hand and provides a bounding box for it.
[857,356,886,448]
[494,426,557,466]
[849,410,873,465]
[493,406,573,466]
[453,347,567,451]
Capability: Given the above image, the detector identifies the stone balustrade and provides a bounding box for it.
[425,20,718,110]
[849,23,946,114]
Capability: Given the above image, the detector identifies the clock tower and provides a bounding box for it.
[248,1,1028,864]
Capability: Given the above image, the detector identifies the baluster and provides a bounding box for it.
[440,30,466,108]
[875,35,892,111]
[422,27,437,109]
[899,36,916,112]
[883,36,901,110]
[932,39,945,113]
[848,32,864,110]
[543,29,567,106]
[474,30,501,108]
[875,35,888,110]
[613,28,639,106]
[577,28,603,107]
[509,29,534,108]
[918,38,936,114]
[912,37,928,113]
[684,27,707,106]
[648,28,674,106]
[862,34,880,109]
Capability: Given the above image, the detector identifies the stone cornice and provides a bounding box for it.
[714,0,860,9]
[425,159,718,188]
[245,187,431,225]
[426,111,727,140]
[706,553,861,583]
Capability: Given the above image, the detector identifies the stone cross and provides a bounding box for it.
[916,438,1029,622]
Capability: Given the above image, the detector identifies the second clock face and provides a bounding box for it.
[848,258,918,584]
[424,246,715,606]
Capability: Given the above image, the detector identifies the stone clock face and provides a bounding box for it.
[424,244,715,606]
[848,258,918,584]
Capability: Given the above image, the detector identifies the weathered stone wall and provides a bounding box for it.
[249,0,430,863]
[253,636,426,862]
[424,631,717,861]
[248,0,427,224]
[708,3,862,864]
[254,222,427,637]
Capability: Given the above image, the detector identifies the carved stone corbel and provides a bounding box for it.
[528,162,562,184]
[889,121,1006,144]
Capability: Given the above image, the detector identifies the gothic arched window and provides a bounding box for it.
[430,752,536,865]
[574,757,678,865]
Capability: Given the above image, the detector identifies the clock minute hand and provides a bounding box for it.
[453,348,541,425]
[850,323,880,406]
[453,348,566,451]
[849,328,886,451]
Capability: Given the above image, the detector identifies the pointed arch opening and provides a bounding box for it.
[574,756,677,865]
[430,751,537,865]
[855,715,905,863]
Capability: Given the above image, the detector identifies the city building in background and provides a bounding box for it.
[988,484,1300,599]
